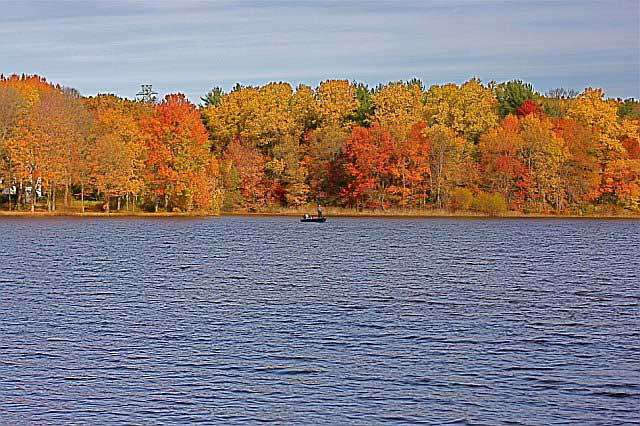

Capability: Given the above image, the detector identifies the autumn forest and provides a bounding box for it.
[0,74,638,215]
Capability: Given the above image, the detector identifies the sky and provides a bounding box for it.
[1,0,638,102]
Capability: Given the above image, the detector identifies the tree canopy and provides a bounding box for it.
[1,74,638,214]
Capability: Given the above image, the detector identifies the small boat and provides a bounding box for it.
[301,215,326,223]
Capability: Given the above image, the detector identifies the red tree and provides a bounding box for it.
[144,93,215,211]
[516,99,543,117]
[339,125,393,208]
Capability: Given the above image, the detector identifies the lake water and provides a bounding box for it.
[0,216,638,424]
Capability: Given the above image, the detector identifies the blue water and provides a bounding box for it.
[1,217,639,424]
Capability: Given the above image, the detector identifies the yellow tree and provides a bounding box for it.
[0,86,25,144]
[254,82,297,148]
[371,83,428,206]
[272,134,309,206]
[254,82,309,205]
[86,95,148,211]
[246,82,312,205]
[202,85,262,152]
[57,89,94,209]
[6,86,91,211]
[1,75,57,210]
[204,82,312,207]
[203,83,300,150]
[315,80,358,128]
[0,86,27,208]
[303,80,358,202]
[424,124,470,207]
[291,84,319,132]
[568,88,639,205]
[426,79,499,142]
[568,88,625,160]
[519,114,568,211]
[289,84,320,203]
[371,82,425,140]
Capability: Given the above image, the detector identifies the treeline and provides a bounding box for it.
[0,75,219,212]
[0,74,638,214]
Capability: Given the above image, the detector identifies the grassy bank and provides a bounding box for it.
[0,199,212,217]
[1,206,639,219]
[0,209,211,218]
[223,206,640,219]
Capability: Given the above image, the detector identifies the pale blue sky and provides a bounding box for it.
[1,0,638,101]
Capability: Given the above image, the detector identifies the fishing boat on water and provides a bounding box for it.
[301,214,326,223]
[301,205,326,222]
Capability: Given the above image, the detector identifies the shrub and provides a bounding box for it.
[471,192,507,216]
[449,188,474,210]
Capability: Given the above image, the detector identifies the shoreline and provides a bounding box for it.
[1,209,639,220]
[0,211,209,218]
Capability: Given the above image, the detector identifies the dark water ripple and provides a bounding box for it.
[0,217,639,424]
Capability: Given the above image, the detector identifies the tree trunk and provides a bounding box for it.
[117,196,121,211]
[16,183,21,210]
[437,152,444,208]
[401,171,406,211]
[81,181,85,213]
[64,180,70,208]
[7,172,13,210]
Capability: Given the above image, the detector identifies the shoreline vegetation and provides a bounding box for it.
[1,75,639,218]
[1,206,638,220]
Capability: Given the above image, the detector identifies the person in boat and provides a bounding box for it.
[317,204,323,218]
[304,213,310,219]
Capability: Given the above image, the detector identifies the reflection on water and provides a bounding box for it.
[1,217,638,424]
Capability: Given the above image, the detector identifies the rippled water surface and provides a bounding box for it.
[1,216,639,424]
